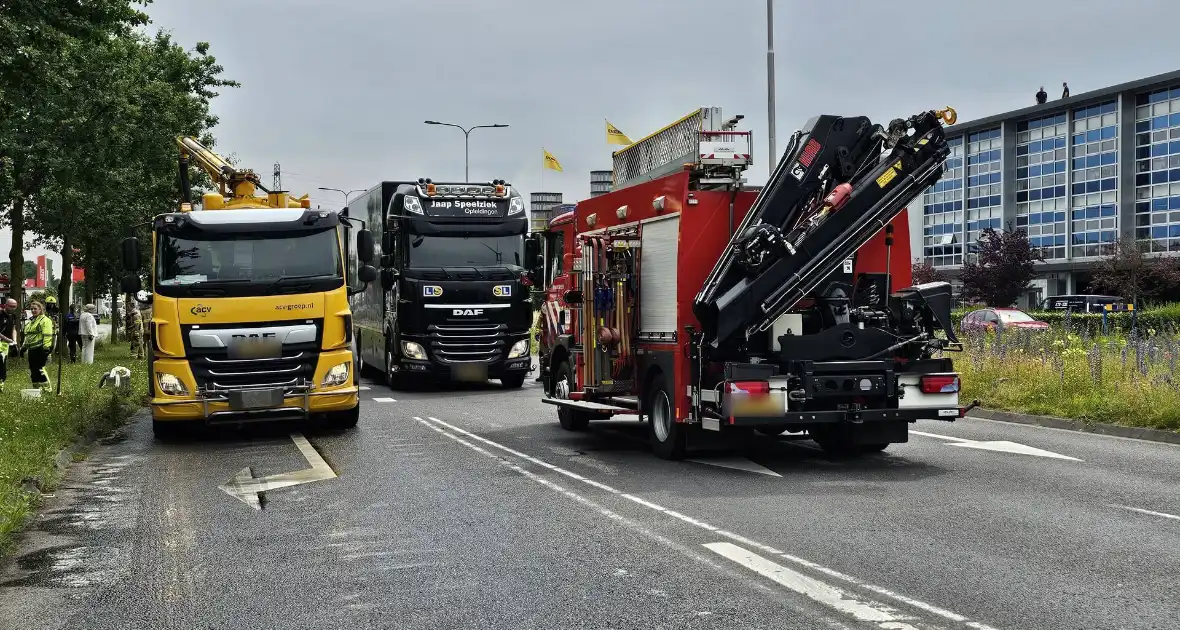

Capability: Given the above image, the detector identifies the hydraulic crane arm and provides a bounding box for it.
[693,107,957,349]
[175,135,271,202]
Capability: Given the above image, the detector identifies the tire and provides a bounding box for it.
[501,373,526,389]
[328,403,360,429]
[384,335,404,390]
[645,372,686,460]
[553,360,589,431]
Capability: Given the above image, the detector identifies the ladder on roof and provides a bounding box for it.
[611,107,753,191]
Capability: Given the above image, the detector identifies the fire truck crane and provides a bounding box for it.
[535,106,978,459]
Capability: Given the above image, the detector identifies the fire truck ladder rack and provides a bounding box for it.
[611,108,753,192]
[693,107,958,350]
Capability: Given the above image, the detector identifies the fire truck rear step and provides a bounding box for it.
[542,398,633,416]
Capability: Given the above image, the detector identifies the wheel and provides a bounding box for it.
[645,372,686,460]
[384,335,405,390]
[501,373,526,389]
[328,403,360,429]
[552,360,589,431]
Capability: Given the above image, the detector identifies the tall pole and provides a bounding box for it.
[318,187,365,209]
[424,121,509,182]
[766,0,777,169]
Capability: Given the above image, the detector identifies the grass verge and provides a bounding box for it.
[0,342,147,554]
[956,326,1180,432]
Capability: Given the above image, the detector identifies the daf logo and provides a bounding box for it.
[190,304,211,316]
[231,332,277,339]
[453,308,484,316]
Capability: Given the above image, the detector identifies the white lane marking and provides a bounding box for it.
[911,430,1081,461]
[373,397,397,403]
[1111,504,1180,521]
[422,416,997,630]
[219,433,338,509]
[359,385,372,391]
[704,542,915,628]
[688,456,783,477]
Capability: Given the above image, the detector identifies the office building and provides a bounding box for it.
[590,170,613,197]
[917,68,1180,306]
[530,191,563,232]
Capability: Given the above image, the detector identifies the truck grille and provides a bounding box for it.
[188,344,321,391]
[427,324,506,363]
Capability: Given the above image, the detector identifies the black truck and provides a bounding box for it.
[346,179,538,389]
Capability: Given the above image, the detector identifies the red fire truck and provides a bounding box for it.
[534,106,978,460]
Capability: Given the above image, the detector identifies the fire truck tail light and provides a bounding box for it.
[919,374,960,394]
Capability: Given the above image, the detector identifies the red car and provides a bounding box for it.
[960,307,1050,333]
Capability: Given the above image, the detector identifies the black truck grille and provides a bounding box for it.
[189,344,321,391]
[428,324,507,363]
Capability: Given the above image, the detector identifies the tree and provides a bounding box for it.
[911,258,947,284]
[1089,238,1180,304]
[959,224,1044,307]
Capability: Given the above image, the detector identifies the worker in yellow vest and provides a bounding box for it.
[22,300,55,387]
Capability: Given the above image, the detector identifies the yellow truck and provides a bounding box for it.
[120,137,377,438]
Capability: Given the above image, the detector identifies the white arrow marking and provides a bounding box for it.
[911,430,1082,461]
[219,433,337,509]
[687,456,783,477]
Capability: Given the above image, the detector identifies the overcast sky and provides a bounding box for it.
[7,0,1180,271]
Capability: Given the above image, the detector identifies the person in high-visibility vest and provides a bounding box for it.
[22,300,55,387]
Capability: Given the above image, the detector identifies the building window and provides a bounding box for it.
[1016,112,1068,259]
[964,128,1002,249]
[1134,86,1180,253]
[1068,100,1119,257]
[922,136,964,267]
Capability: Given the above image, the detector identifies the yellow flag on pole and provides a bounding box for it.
[543,148,563,172]
[606,120,633,145]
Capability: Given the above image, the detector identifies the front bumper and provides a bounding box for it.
[394,356,534,378]
[151,386,359,424]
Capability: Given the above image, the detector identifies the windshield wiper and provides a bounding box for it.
[263,274,335,294]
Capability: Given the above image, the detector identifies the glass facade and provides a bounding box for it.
[1016,113,1068,259]
[1070,101,1119,257]
[965,128,1003,247]
[1134,85,1180,253]
[922,136,964,267]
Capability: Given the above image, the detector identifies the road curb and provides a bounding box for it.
[967,408,1180,445]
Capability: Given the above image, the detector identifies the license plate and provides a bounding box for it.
[228,337,282,360]
[229,388,283,410]
[451,363,488,382]
[728,392,787,417]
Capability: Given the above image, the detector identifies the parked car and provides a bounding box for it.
[961,307,1050,333]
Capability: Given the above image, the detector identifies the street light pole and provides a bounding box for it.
[766,0,777,169]
[423,121,509,181]
[318,187,365,209]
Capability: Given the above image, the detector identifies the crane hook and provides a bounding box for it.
[936,106,958,126]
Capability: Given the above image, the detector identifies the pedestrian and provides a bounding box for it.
[80,303,98,364]
[21,300,55,388]
[1035,86,1047,104]
[1062,82,1070,98]
[65,303,82,363]
[125,300,144,360]
[0,298,18,392]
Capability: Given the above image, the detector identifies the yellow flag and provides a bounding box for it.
[543,148,563,172]
[606,119,633,145]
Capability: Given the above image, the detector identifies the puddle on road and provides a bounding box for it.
[0,451,141,589]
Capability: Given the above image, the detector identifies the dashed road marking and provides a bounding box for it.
[1111,504,1180,522]
[420,416,998,630]
[359,385,372,391]
[373,397,397,403]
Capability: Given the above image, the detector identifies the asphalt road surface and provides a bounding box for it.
[2,369,1179,630]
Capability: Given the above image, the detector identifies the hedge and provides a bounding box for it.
[950,304,1180,337]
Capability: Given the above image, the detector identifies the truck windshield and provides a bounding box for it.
[156,228,343,293]
[407,234,523,268]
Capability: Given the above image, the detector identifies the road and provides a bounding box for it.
[2,370,1179,629]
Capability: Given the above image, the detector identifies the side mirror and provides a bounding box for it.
[380,268,398,290]
[562,289,583,306]
[121,237,140,271]
[120,273,141,295]
[524,234,541,263]
[359,264,377,284]
[358,230,375,263]
[382,231,395,253]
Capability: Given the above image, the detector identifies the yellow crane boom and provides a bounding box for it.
[175,135,309,211]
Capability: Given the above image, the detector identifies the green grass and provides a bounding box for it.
[956,327,1180,432]
[0,341,147,554]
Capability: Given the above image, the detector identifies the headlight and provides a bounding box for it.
[322,362,350,387]
[402,341,426,360]
[156,372,188,396]
[507,339,530,359]
[404,195,423,214]
[508,196,525,215]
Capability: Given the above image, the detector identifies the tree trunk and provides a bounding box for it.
[8,196,24,312]
[56,233,73,395]
[110,285,119,343]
